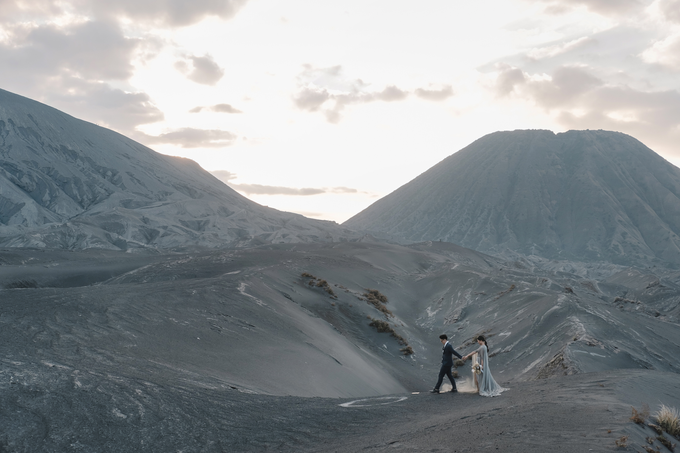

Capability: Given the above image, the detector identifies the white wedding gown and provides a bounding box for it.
[472,345,507,397]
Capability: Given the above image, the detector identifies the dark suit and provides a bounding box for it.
[434,341,463,391]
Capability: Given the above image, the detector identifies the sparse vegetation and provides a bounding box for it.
[454,359,465,368]
[494,284,515,300]
[650,424,664,435]
[631,404,651,425]
[655,405,680,437]
[657,435,676,452]
[644,446,662,453]
[368,318,408,346]
[301,273,337,298]
[615,435,629,448]
[363,289,393,317]
[400,345,414,355]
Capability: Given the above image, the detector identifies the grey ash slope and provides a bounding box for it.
[0,88,356,250]
[2,242,680,451]
[344,129,680,266]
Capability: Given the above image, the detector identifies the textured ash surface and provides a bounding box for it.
[1,243,680,451]
[344,129,680,267]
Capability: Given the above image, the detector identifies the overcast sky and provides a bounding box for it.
[1,0,680,222]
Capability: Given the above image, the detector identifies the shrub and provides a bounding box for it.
[301,272,316,279]
[365,289,388,303]
[631,404,650,425]
[657,435,676,452]
[614,435,628,448]
[369,318,408,346]
[650,423,664,435]
[656,405,680,437]
[454,359,465,368]
[643,446,661,453]
[369,319,392,333]
[400,346,414,355]
[363,289,392,317]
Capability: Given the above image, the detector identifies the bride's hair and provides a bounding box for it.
[477,335,489,353]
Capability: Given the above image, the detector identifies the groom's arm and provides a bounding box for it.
[449,344,463,359]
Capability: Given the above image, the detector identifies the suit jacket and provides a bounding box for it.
[441,342,463,367]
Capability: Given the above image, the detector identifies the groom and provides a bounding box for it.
[430,334,463,394]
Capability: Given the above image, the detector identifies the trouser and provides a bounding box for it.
[434,364,456,390]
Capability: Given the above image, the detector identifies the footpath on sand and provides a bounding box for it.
[304,370,680,453]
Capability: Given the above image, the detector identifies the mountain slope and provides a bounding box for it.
[0,88,356,250]
[344,129,680,265]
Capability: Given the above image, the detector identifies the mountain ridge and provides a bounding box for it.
[0,88,357,250]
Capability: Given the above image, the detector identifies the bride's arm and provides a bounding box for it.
[463,351,477,360]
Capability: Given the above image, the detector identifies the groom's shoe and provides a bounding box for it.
[450,388,458,393]
[430,389,440,394]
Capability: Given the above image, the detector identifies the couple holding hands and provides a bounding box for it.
[430,334,506,397]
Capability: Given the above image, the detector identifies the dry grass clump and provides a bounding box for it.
[655,405,680,437]
[657,435,676,452]
[301,273,337,298]
[400,346,414,356]
[643,446,661,453]
[493,284,515,300]
[454,359,465,368]
[631,404,651,425]
[368,318,408,347]
[363,289,393,317]
[650,423,664,435]
[615,435,628,448]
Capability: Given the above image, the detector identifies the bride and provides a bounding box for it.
[462,335,507,397]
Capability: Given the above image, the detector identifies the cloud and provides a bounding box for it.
[414,85,454,101]
[208,174,362,196]
[0,18,167,134]
[229,184,325,196]
[175,54,224,85]
[534,0,643,15]
[52,81,164,131]
[377,85,408,102]
[524,66,604,108]
[0,0,249,28]
[292,65,452,123]
[494,64,527,97]
[142,128,237,148]
[660,0,680,23]
[0,20,138,81]
[641,32,680,70]
[526,37,594,61]
[494,64,680,157]
[190,103,242,114]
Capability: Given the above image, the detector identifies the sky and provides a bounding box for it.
[1,0,680,223]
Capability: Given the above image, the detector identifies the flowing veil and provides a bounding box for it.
[476,345,507,397]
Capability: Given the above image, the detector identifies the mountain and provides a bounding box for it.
[344,129,680,266]
[0,88,356,250]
